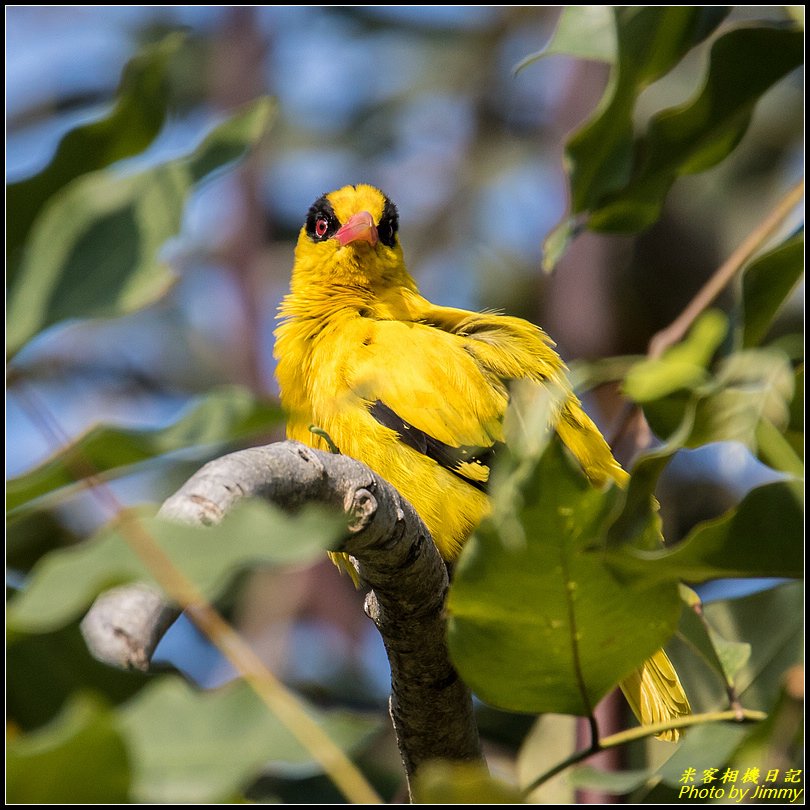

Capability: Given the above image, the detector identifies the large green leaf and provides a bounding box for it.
[7,500,345,635]
[7,694,131,803]
[6,385,282,514]
[447,440,682,716]
[542,7,729,268]
[588,25,804,232]
[568,7,730,213]
[740,232,804,349]
[608,479,803,584]
[118,675,378,803]
[7,97,274,356]
[6,34,183,286]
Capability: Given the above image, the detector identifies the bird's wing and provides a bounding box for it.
[347,317,508,489]
[400,293,628,487]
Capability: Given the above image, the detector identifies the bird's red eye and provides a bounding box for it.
[315,216,329,238]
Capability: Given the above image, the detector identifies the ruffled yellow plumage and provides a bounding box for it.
[274,183,690,740]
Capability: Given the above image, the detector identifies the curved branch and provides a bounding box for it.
[80,440,482,793]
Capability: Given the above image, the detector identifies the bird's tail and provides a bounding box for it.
[620,648,692,741]
[555,398,629,488]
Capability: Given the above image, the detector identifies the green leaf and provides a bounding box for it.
[623,310,728,403]
[730,676,803,780]
[7,694,131,803]
[412,762,524,805]
[656,722,751,788]
[447,439,682,716]
[7,499,345,635]
[566,7,730,215]
[118,675,377,803]
[607,400,698,551]
[7,385,283,514]
[755,416,804,478]
[689,348,795,451]
[569,765,652,795]
[741,233,804,348]
[608,479,803,584]
[545,7,729,265]
[517,714,577,803]
[513,6,616,74]
[7,622,148,731]
[6,34,183,288]
[588,25,804,232]
[676,603,751,687]
[638,344,796,456]
[784,364,804,461]
[705,583,802,707]
[7,97,275,356]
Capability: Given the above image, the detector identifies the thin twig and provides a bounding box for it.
[523,708,766,795]
[648,179,804,359]
[15,384,382,805]
[607,179,804,450]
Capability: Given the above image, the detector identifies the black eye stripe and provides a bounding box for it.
[377,196,399,247]
[305,195,340,242]
[304,191,399,246]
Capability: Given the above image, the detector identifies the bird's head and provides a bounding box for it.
[291,184,412,293]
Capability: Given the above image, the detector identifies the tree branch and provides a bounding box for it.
[80,440,482,796]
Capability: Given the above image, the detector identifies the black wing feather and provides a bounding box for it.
[369,400,501,493]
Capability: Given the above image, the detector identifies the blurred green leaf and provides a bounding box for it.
[7,499,345,635]
[7,385,283,514]
[6,34,183,287]
[569,765,652,795]
[517,714,577,803]
[513,6,616,74]
[755,416,804,478]
[7,508,80,574]
[707,583,802,708]
[623,310,727,403]
[447,439,681,716]
[639,343,796,460]
[119,675,378,803]
[676,604,751,688]
[649,586,802,794]
[784,364,804,461]
[741,233,804,348]
[7,622,149,732]
[412,761,523,805]
[608,480,803,584]
[656,722,751,787]
[7,694,131,803]
[7,97,275,356]
[689,348,795,451]
[730,673,803,782]
[607,401,697,552]
[588,25,803,231]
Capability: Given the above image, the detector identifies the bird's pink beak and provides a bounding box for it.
[335,211,378,247]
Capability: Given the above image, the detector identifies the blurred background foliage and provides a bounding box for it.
[6,6,803,803]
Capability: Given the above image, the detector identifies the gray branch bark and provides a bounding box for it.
[80,440,482,790]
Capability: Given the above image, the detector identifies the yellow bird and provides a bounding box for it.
[274,183,690,741]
